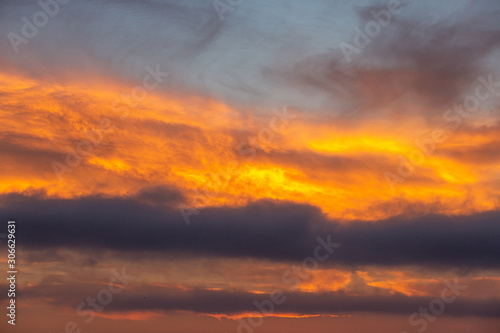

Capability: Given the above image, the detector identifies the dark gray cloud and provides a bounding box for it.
[2,195,499,268]
[8,282,500,317]
[131,185,186,206]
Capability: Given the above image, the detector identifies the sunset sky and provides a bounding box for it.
[1,0,500,332]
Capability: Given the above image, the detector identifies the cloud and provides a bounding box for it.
[273,0,500,118]
[0,134,66,176]
[6,0,498,115]
[131,185,186,206]
[9,282,500,317]
[2,195,499,268]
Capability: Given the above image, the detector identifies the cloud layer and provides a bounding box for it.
[3,195,499,268]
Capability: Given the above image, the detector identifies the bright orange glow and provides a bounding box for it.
[1,71,499,220]
[206,312,343,320]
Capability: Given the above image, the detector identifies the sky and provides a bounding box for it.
[0,0,500,332]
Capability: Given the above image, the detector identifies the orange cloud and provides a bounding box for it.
[1,70,499,221]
